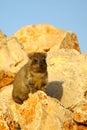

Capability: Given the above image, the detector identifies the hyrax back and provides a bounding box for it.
[12,52,48,104]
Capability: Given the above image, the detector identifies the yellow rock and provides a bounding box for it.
[47,49,87,110]
[74,105,87,124]
[0,36,28,73]
[0,85,73,130]
[0,24,87,129]
[13,24,81,53]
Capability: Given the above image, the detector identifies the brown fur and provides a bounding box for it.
[12,52,48,104]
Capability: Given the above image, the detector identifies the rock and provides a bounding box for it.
[0,24,87,129]
[0,85,73,130]
[63,121,87,130]
[46,49,87,110]
[12,24,81,53]
[74,105,87,125]
[0,70,15,88]
[0,85,87,129]
[0,107,21,130]
[0,32,28,87]
[0,35,28,73]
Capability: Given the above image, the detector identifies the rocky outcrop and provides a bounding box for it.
[13,24,81,53]
[47,49,87,111]
[0,31,28,87]
[0,36,28,73]
[0,85,73,130]
[0,70,15,88]
[0,85,87,130]
[0,24,87,129]
[74,105,87,125]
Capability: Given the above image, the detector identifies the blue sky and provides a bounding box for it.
[0,0,87,53]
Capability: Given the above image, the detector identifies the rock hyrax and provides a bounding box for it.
[12,52,48,104]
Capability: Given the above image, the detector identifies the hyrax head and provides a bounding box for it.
[28,52,47,73]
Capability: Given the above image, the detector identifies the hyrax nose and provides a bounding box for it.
[39,62,44,67]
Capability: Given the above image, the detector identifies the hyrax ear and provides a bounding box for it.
[28,53,33,59]
[44,53,47,58]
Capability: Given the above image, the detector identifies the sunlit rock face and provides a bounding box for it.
[0,24,87,129]
[13,24,81,53]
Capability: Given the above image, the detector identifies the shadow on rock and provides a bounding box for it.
[46,81,64,101]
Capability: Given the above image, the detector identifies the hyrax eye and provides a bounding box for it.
[34,59,38,63]
[42,58,46,62]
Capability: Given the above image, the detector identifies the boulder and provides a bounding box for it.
[13,24,81,53]
[0,32,28,87]
[0,85,73,130]
[0,37,28,73]
[0,24,87,129]
[0,70,15,88]
[46,49,87,110]
[74,105,87,125]
[0,84,86,130]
